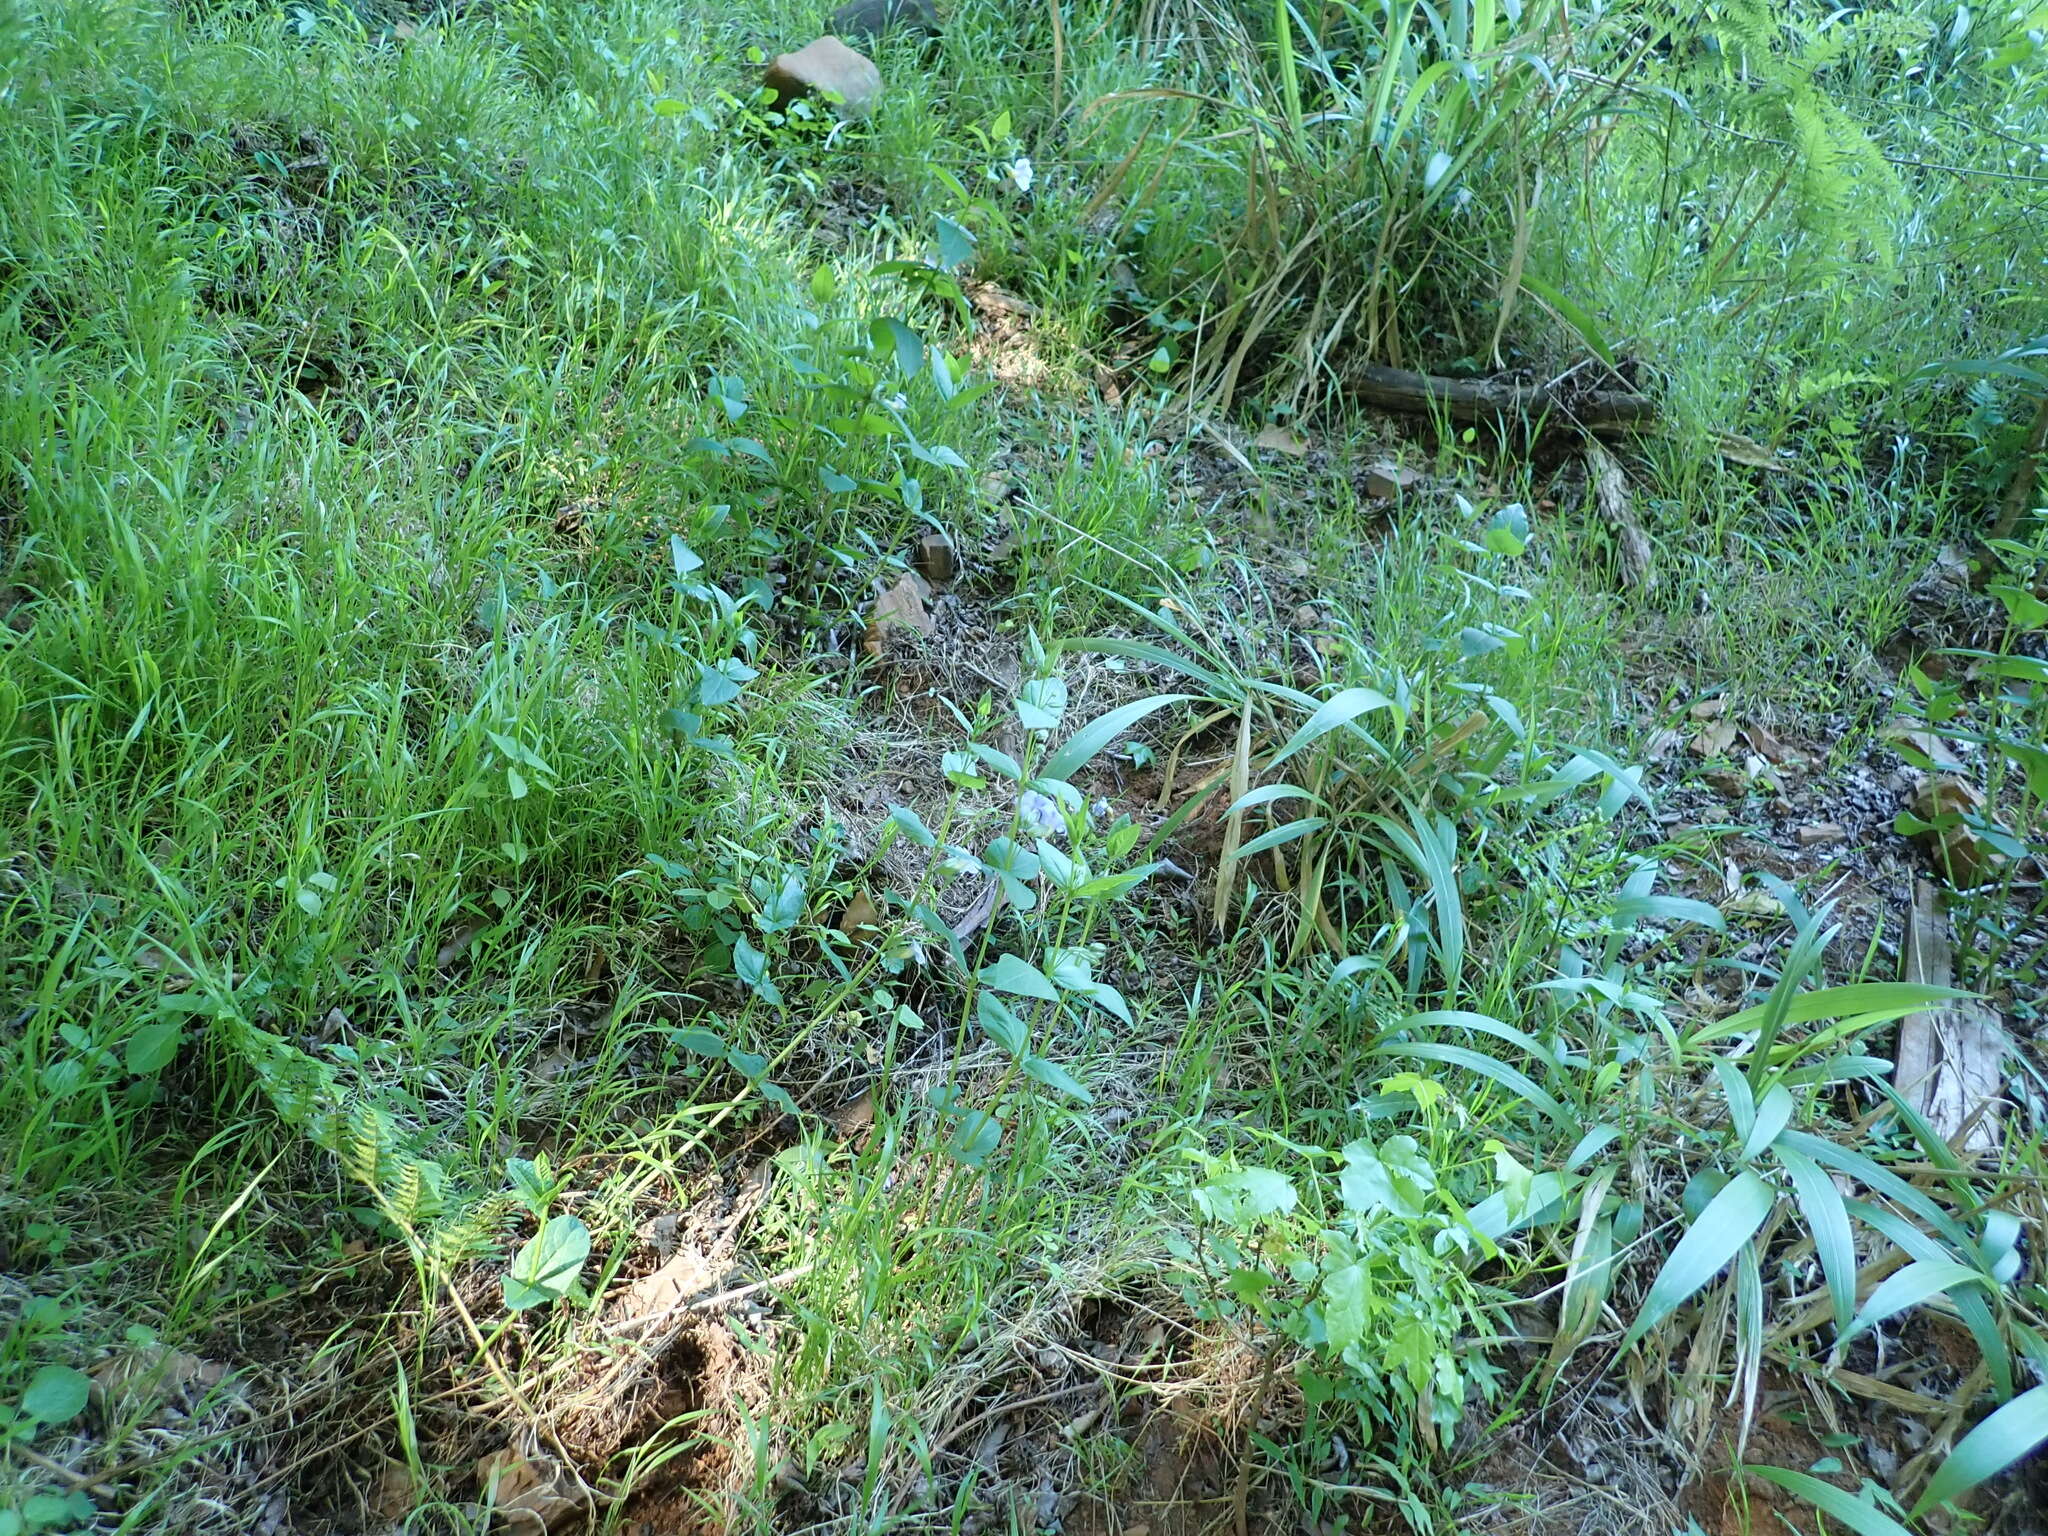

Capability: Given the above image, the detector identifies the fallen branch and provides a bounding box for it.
[1897,879,2008,1155]
[1349,364,1656,435]
[1585,440,1656,590]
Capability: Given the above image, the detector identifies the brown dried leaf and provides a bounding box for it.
[90,1345,221,1416]
[369,1458,418,1523]
[1740,721,1807,768]
[1252,425,1309,457]
[1688,696,1730,721]
[838,889,882,938]
[862,570,932,657]
[613,1246,718,1334]
[1910,775,2005,886]
[475,1446,589,1536]
[434,917,486,972]
[1721,889,1785,921]
[828,1087,876,1139]
[1711,431,1791,472]
[1689,719,1739,757]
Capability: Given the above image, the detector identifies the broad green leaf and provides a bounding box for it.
[1518,270,1618,370]
[1016,677,1069,732]
[503,1215,591,1310]
[1714,1058,1756,1143]
[947,1109,1002,1166]
[1746,1467,1913,1536]
[1340,1135,1435,1219]
[671,1026,726,1058]
[1844,1259,1987,1344]
[1195,1166,1297,1226]
[1042,695,1192,783]
[1624,1171,1775,1348]
[1270,687,1394,769]
[1035,838,1081,891]
[979,953,1057,1002]
[1774,1142,1857,1338]
[733,936,781,1005]
[1913,1383,2048,1516]
[124,1022,182,1076]
[1851,1197,2013,1399]
[887,804,936,848]
[1322,1262,1368,1353]
[874,316,924,378]
[935,215,976,272]
[1023,1054,1093,1104]
[1468,1170,1571,1242]
[976,993,1027,1054]
[21,1365,90,1425]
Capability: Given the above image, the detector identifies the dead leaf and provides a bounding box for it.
[1690,718,1739,757]
[369,1458,418,1523]
[1711,431,1791,471]
[828,1087,876,1139]
[1363,462,1421,499]
[133,940,195,990]
[1643,726,1684,762]
[475,1446,589,1536]
[1910,775,2005,886]
[1721,889,1785,920]
[1586,441,1654,590]
[91,1345,221,1416]
[949,879,1000,947]
[1253,425,1309,457]
[435,917,486,972]
[1689,697,1730,721]
[1885,715,1966,773]
[638,1212,681,1258]
[1703,768,1749,799]
[967,281,1037,317]
[613,1246,719,1335]
[531,1046,576,1082]
[1741,721,1808,768]
[838,889,882,938]
[862,571,932,657]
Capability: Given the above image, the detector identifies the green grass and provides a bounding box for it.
[3,1,2047,1533]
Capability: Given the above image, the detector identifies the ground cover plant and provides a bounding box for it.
[2,0,2047,1532]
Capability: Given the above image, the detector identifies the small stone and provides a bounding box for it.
[830,0,938,39]
[764,37,882,116]
[1797,822,1847,846]
[912,532,956,587]
[1363,461,1421,499]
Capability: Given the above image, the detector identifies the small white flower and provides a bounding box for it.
[1007,156,1034,193]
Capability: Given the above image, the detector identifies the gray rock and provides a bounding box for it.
[830,0,938,40]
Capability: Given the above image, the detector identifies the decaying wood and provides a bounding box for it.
[1896,879,2008,1154]
[1585,440,1655,590]
[1349,364,1656,434]
[1989,388,2048,542]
